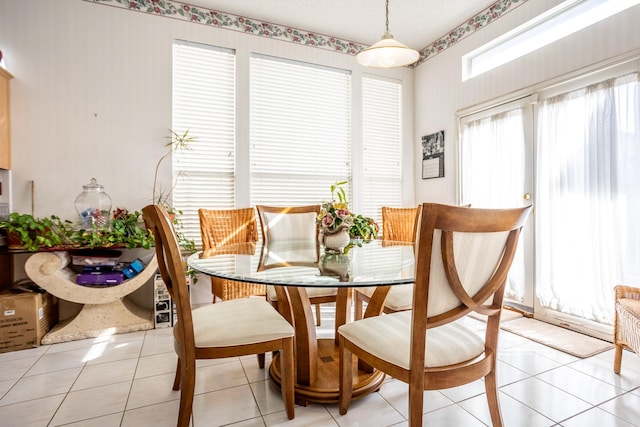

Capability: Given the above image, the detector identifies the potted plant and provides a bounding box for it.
[152,129,196,214]
[350,214,379,240]
[0,212,74,251]
[70,208,154,250]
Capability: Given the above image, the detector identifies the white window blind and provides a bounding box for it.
[172,41,236,247]
[249,54,352,206]
[362,76,403,231]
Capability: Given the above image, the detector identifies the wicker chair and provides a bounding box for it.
[613,285,640,374]
[354,206,421,320]
[198,208,266,302]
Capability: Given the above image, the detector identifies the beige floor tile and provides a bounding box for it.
[50,381,131,426]
[191,384,262,427]
[0,367,81,405]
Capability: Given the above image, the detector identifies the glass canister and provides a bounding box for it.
[75,178,112,228]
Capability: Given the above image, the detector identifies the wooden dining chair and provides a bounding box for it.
[354,205,421,320]
[198,207,266,302]
[256,204,337,326]
[613,284,640,374]
[338,203,532,427]
[143,204,295,427]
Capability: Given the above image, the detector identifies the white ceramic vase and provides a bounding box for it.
[320,226,351,253]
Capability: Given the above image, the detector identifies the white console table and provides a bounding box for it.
[25,250,158,344]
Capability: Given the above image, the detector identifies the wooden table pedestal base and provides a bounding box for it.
[269,338,385,405]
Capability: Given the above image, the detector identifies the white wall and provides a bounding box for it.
[0,0,414,308]
[413,0,640,204]
[0,0,414,220]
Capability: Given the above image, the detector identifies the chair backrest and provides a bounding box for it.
[381,206,421,243]
[199,207,258,250]
[143,205,195,350]
[412,203,531,363]
[256,205,320,243]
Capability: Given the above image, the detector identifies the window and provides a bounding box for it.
[463,0,640,80]
[172,42,405,247]
[361,76,403,228]
[172,40,236,245]
[249,54,352,207]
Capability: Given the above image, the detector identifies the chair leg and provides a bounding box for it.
[173,358,181,390]
[280,337,295,420]
[614,343,623,374]
[338,336,353,415]
[177,357,196,427]
[408,379,424,427]
[354,293,363,321]
[484,370,503,427]
[315,303,322,326]
[257,352,265,369]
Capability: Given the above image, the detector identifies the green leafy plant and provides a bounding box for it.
[0,213,74,251]
[152,129,196,212]
[104,208,154,249]
[1,210,155,251]
[350,214,379,240]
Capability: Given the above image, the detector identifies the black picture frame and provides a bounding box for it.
[421,130,445,179]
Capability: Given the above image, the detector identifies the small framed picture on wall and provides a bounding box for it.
[421,130,445,179]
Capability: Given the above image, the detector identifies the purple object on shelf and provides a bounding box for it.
[76,271,124,285]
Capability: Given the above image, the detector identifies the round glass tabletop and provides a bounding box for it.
[187,239,415,288]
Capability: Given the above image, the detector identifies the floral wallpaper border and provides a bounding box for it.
[85,0,528,67]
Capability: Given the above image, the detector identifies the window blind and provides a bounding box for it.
[172,41,236,247]
[249,54,352,207]
[362,76,403,230]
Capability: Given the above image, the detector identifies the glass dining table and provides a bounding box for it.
[187,238,415,405]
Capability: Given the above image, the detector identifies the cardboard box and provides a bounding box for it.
[0,291,58,353]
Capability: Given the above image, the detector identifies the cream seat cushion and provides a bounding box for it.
[266,285,338,301]
[191,297,294,347]
[338,311,484,369]
[357,284,413,311]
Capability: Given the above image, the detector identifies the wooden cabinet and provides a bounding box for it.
[0,67,13,170]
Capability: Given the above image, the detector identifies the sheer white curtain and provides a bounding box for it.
[537,73,640,325]
[460,108,526,301]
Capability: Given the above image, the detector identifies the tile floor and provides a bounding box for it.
[0,307,639,427]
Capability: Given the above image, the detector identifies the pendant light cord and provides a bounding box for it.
[385,0,390,34]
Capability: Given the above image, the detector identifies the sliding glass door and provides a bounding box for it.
[534,72,640,338]
[459,98,535,309]
[460,65,640,339]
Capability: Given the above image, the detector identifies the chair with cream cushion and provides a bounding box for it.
[354,205,420,320]
[613,284,640,374]
[256,204,338,326]
[338,203,532,427]
[143,204,295,427]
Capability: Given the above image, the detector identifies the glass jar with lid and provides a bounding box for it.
[74,178,112,228]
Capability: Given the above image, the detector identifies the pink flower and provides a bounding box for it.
[322,215,335,228]
[336,209,350,219]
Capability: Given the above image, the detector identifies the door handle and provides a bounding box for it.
[523,193,531,200]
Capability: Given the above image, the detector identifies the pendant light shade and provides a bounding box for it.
[356,0,419,68]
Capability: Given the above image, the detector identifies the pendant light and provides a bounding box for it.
[356,0,420,68]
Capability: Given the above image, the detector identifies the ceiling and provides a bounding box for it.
[186,0,499,51]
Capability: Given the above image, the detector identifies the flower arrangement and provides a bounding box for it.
[317,181,354,234]
[317,181,379,240]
